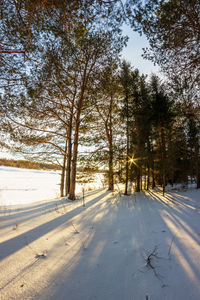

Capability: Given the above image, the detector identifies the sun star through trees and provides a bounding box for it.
[128,154,139,167]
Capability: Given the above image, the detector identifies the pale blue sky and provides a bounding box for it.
[122,25,160,76]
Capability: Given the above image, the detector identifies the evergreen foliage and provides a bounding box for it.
[131,0,200,82]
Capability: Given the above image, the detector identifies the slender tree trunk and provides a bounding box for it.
[60,165,65,197]
[69,127,78,200]
[68,57,97,200]
[147,139,151,190]
[106,93,114,191]
[65,115,72,196]
[124,147,129,194]
[144,165,147,190]
[60,140,67,197]
[194,139,200,188]
[124,101,129,195]
[147,164,150,190]
[69,91,85,199]
[152,158,155,189]
[140,168,142,191]
[161,128,166,196]
[108,141,114,190]
[136,167,140,192]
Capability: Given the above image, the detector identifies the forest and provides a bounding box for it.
[0,158,60,170]
[1,0,199,199]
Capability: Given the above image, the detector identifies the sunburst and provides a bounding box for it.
[128,154,139,167]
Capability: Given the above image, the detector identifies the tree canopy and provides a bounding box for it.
[131,0,200,83]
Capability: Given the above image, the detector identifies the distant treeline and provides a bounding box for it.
[0,158,60,171]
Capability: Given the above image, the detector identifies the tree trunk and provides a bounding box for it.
[60,140,67,197]
[124,105,129,195]
[69,57,97,199]
[147,164,150,190]
[144,167,147,190]
[152,159,155,189]
[195,139,200,188]
[140,168,142,191]
[161,128,166,196]
[108,93,114,191]
[136,167,140,192]
[147,139,151,190]
[124,157,129,194]
[60,163,65,197]
[65,115,72,196]
[69,91,85,200]
[69,130,78,200]
[108,142,114,190]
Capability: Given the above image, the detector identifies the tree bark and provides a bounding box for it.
[194,138,200,188]
[69,82,87,199]
[107,92,114,191]
[124,100,129,195]
[136,167,140,192]
[161,128,166,196]
[147,139,151,190]
[152,158,155,189]
[68,51,97,200]
[60,139,67,197]
[65,115,72,196]
[108,141,114,190]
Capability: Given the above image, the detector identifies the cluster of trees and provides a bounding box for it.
[120,65,200,195]
[128,0,200,194]
[0,158,59,170]
[1,0,129,199]
[81,62,200,196]
[0,0,199,198]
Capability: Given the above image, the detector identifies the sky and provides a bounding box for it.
[122,25,160,76]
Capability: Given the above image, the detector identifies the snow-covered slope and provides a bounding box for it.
[0,188,200,299]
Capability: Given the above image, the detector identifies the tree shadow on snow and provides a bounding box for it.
[1,188,200,300]
[0,189,109,260]
[39,189,200,300]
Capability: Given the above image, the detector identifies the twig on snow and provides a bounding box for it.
[71,222,79,234]
[144,246,163,279]
[145,246,159,269]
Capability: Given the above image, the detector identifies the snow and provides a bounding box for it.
[0,166,61,206]
[0,186,200,300]
[0,166,103,206]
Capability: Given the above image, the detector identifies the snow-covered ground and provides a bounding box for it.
[0,166,103,206]
[0,166,60,206]
[0,187,200,299]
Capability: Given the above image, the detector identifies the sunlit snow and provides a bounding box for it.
[0,166,103,206]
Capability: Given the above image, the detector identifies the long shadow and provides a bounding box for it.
[0,188,106,229]
[0,197,72,231]
[38,190,200,300]
[0,202,59,229]
[0,190,109,260]
[0,188,105,216]
[165,192,199,210]
[146,189,200,251]
[1,189,200,299]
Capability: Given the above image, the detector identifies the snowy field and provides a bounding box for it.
[0,166,61,206]
[0,186,200,300]
[0,166,103,206]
